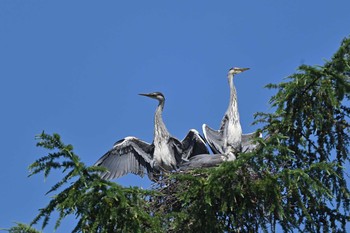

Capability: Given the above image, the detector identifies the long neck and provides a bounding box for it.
[227,74,240,123]
[154,100,170,140]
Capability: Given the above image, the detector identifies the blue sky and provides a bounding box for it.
[1,1,350,232]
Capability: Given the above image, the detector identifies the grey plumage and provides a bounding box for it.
[179,67,261,171]
[94,137,154,179]
[94,92,209,180]
[202,67,260,160]
[180,154,225,170]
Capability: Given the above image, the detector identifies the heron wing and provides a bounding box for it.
[180,154,224,170]
[181,129,209,160]
[167,137,183,165]
[241,132,261,153]
[202,124,225,154]
[94,137,154,180]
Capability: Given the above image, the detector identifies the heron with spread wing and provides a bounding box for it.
[94,92,209,180]
[202,67,260,161]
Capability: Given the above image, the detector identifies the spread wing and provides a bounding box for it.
[241,132,262,153]
[180,154,224,171]
[94,136,154,180]
[202,124,225,154]
[181,129,209,160]
[168,137,183,165]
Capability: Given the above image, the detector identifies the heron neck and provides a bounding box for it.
[228,74,240,122]
[154,100,170,139]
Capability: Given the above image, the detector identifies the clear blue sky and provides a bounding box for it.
[1,1,349,232]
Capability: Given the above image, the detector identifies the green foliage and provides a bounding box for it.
[27,132,161,233]
[4,37,350,232]
[153,37,350,232]
[1,223,42,233]
[259,37,350,231]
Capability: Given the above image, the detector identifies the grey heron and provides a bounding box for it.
[202,67,260,161]
[94,92,209,180]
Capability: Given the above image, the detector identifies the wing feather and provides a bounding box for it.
[202,124,225,154]
[167,137,183,165]
[181,129,209,160]
[180,154,224,170]
[94,137,154,180]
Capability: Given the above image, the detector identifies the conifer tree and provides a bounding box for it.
[154,36,350,232]
[4,37,350,233]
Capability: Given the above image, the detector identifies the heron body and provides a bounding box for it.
[203,67,259,160]
[151,93,178,170]
[94,92,208,180]
[226,71,242,148]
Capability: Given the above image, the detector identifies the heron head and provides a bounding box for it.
[139,92,165,102]
[228,67,250,76]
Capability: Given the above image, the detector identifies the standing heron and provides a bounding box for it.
[94,92,209,180]
[202,67,260,161]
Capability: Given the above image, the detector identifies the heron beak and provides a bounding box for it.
[239,67,250,72]
[139,93,154,98]
[139,93,150,97]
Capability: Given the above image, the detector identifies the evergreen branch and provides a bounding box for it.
[1,223,42,233]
